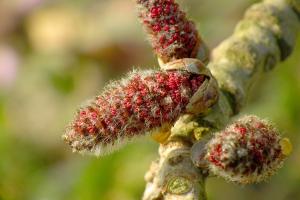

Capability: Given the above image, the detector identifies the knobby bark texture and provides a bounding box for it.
[142,0,300,199]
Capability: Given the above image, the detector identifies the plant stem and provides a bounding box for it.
[143,0,299,199]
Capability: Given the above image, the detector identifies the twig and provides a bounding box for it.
[142,0,299,199]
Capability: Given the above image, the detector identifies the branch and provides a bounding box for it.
[143,0,299,199]
[209,0,299,114]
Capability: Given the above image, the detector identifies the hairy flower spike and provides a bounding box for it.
[205,115,289,184]
[136,0,204,63]
[64,69,210,156]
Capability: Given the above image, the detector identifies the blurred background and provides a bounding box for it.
[0,0,299,199]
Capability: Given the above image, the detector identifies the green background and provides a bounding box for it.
[0,0,299,199]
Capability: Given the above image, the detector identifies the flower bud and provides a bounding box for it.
[136,0,206,63]
[63,69,217,156]
[205,115,290,184]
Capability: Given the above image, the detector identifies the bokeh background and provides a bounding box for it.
[0,0,299,199]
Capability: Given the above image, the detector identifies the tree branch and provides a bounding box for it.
[143,0,299,199]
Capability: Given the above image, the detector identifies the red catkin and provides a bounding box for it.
[136,0,200,62]
[205,115,286,184]
[63,70,206,156]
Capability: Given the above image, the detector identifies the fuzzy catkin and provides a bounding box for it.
[63,69,206,156]
[205,115,286,184]
[136,0,200,63]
